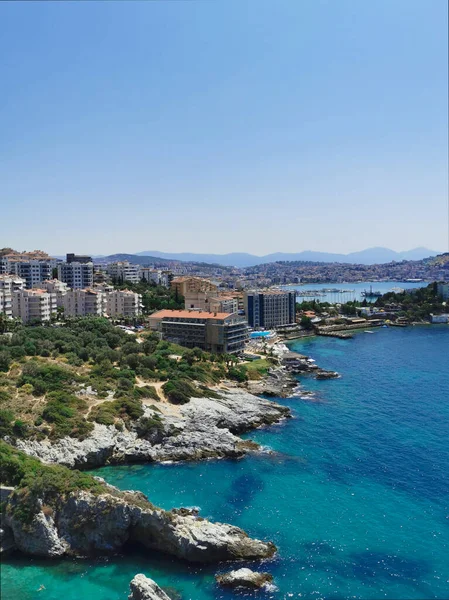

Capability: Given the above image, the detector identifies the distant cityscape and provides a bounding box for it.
[1,248,448,353]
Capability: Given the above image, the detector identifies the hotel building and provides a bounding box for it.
[244,290,296,329]
[148,309,249,354]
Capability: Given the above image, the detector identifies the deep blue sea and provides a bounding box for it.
[2,325,449,600]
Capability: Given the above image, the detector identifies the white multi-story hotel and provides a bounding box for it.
[0,275,26,318]
[107,262,141,284]
[12,288,57,323]
[244,290,296,329]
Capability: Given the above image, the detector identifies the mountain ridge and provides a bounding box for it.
[134,247,440,267]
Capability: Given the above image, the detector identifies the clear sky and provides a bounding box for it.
[1,0,448,256]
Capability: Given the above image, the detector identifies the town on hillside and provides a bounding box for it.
[1,249,448,356]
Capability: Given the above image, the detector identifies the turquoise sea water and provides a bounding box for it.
[2,325,449,600]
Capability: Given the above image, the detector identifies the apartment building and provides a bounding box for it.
[148,309,249,354]
[58,262,94,289]
[184,291,238,314]
[107,261,141,284]
[105,290,142,319]
[62,289,105,317]
[244,290,296,329]
[0,275,25,318]
[140,268,172,288]
[170,276,218,298]
[12,288,57,323]
[1,258,57,289]
[37,279,69,307]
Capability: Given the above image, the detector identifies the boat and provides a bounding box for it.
[361,285,383,298]
[364,330,374,334]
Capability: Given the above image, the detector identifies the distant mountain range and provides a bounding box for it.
[134,247,440,267]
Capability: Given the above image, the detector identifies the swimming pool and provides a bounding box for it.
[250,331,272,338]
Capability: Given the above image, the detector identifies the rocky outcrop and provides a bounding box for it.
[314,369,339,379]
[246,367,297,398]
[128,574,171,600]
[8,508,68,557]
[15,390,290,469]
[216,567,274,590]
[0,522,16,554]
[4,487,276,563]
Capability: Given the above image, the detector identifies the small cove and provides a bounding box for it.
[3,326,449,599]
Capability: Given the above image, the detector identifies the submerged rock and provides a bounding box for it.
[4,487,276,563]
[15,390,290,469]
[216,567,274,589]
[128,574,171,600]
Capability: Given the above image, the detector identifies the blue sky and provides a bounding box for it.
[1,0,447,256]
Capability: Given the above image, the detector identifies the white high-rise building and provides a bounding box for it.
[0,275,26,318]
[107,262,141,284]
[12,289,57,323]
[2,260,57,289]
[140,268,171,288]
[58,262,94,289]
[105,290,142,319]
[62,289,106,317]
[36,280,69,307]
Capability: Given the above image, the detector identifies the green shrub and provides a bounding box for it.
[0,441,107,523]
[163,379,199,404]
[133,385,159,401]
[0,409,14,437]
[89,397,144,427]
[41,392,92,440]
[227,366,248,383]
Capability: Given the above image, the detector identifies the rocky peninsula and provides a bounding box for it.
[1,481,275,562]
[14,388,290,469]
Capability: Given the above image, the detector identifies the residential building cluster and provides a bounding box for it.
[0,274,142,323]
[146,277,297,353]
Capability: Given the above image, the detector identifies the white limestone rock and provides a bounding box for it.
[16,390,290,468]
[216,567,274,589]
[5,488,276,562]
[128,574,171,600]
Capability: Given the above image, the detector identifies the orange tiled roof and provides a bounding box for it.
[150,309,232,320]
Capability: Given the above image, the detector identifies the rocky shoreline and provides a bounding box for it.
[12,351,337,471]
[246,352,339,397]
[1,483,276,563]
[14,388,291,469]
[1,349,337,594]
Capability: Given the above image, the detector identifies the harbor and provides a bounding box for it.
[281,280,429,303]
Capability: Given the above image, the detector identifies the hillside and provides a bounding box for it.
[135,247,441,267]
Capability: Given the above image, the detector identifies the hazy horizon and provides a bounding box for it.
[1,0,448,255]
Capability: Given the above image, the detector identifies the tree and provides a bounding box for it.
[300,315,313,330]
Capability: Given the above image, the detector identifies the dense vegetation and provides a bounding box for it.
[111,279,184,312]
[0,440,107,523]
[374,282,446,321]
[0,317,249,442]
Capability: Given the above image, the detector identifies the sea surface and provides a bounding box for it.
[2,325,449,600]
[281,281,428,303]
